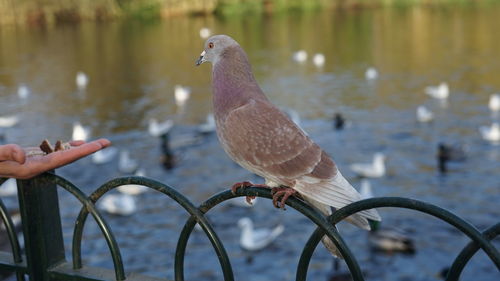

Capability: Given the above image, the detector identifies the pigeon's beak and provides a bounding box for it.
[195,50,206,66]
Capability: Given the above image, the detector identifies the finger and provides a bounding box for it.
[0,144,26,164]
[69,140,85,146]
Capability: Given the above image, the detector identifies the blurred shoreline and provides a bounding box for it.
[0,0,498,26]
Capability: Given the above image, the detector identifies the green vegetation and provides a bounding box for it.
[0,0,497,25]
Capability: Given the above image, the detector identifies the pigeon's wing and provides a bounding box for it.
[220,99,336,183]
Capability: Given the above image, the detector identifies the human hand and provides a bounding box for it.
[0,139,111,179]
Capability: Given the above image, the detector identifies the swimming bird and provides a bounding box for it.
[174,85,191,108]
[17,84,30,100]
[148,118,174,137]
[117,169,149,195]
[238,217,284,251]
[489,93,500,112]
[416,105,434,123]
[198,113,216,135]
[76,71,89,90]
[360,183,415,255]
[368,222,416,255]
[365,67,378,80]
[72,121,90,141]
[160,133,175,170]
[118,150,138,174]
[333,113,345,130]
[292,50,308,63]
[312,53,325,68]
[196,34,381,257]
[98,193,136,216]
[350,153,386,178]
[425,82,449,99]
[199,27,211,39]
[436,142,467,173]
[91,146,118,164]
[0,178,17,197]
[479,122,500,143]
[0,115,19,128]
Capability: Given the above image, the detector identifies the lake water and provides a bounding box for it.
[0,5,499,281]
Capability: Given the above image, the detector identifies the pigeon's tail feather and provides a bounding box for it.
[302,197,342,258]
[294,171,381,226]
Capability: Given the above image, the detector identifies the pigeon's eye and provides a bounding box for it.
[208,42,214,49]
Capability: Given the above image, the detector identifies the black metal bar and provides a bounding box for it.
[175,187,364,281]
[17,172,66,281]
[447,223,500,281]
[297,197,500,280]
[71,176,233,281]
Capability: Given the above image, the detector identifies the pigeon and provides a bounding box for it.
[237,217,284,251]
[425,82,449,99]
[350,153,386,178]
[196,34,381,257]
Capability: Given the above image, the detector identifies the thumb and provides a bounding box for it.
[0,144,26,164]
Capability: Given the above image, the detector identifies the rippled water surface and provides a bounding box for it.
[1,5,499,281]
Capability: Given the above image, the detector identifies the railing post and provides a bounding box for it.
[17,172,66,281]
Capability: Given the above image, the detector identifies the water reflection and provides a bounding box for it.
[0,5,499,281]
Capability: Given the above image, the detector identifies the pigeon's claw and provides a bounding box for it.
[231,181,270,204]
[231,181,253,194]
[271,186,298,210]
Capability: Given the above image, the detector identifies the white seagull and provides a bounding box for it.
[199,27,211,39]
[117,169,149,195]
[148,118,174,137]
[365,67,378,80]
[72,122,90,141]
[350,153,386,178]
[118,150,138,174]
[174,85,191,108]
[17,84,30,100]
[425,82,449,99]
[479,122,500,143]
[198,113,216,134]
[292,50,308,63]
[489,94,500,112]
[0,178,17,197]
[76,71,89,90]
[98,193,137,216]
[238,217,284,252]
[0,115,20,128]
[416,105,434,123]
[92,147,118,164]
[312,53,325,68]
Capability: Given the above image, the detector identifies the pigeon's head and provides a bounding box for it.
[195,35,239,66]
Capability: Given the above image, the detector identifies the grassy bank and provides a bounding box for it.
[0,0,497,25]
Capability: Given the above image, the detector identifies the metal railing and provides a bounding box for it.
[0,172,498,281]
